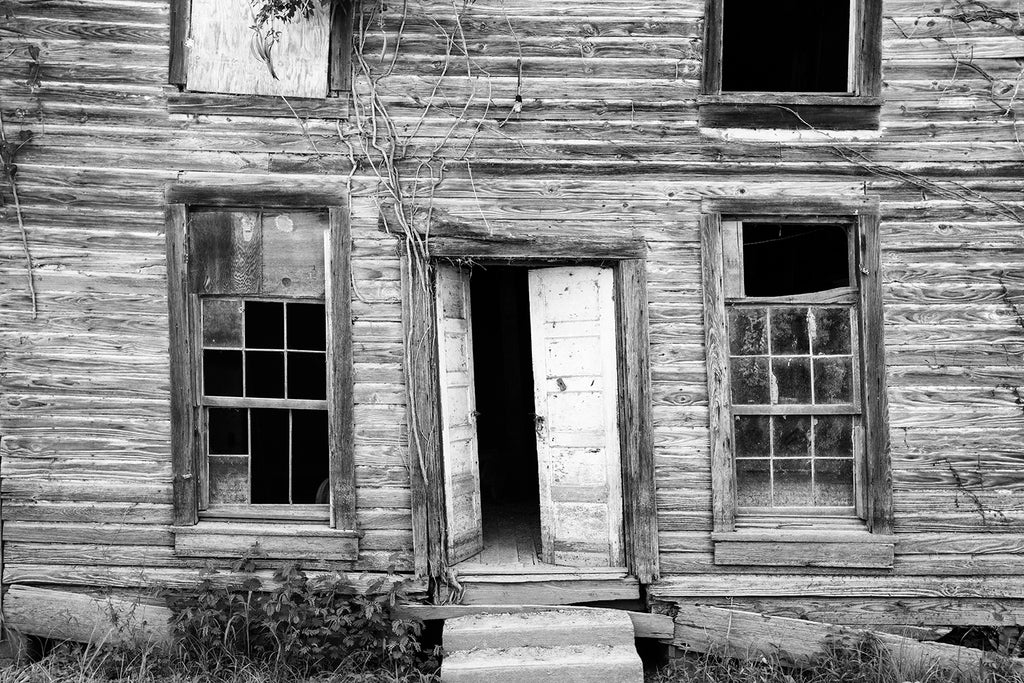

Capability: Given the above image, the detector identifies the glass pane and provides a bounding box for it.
[814,357,853,404]
[728,308,767,356]
[287,353,326,400]
[246,351,284,398]
[287,302,326,351]
[734,415,770,458]
[209,408,248,454]
[203,299,243,347]
[773,357,811,404]
[730,357,770,404]
[742,224,851,296]
[813,307,852,355]
[770,307,809,354]
[736,459,772,507]
[209,455,248,505]
[775,415,811,457]
[815,416,854,458]
[292,410,329,504]
[773,458,813,506]
[203,350,243,397]
[815,458,854,506]
[250,409,290,504]
[245,301,284,349]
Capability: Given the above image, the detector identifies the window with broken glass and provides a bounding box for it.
[722,219,865,519]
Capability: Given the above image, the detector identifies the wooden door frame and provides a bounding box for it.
[401,237,658,584]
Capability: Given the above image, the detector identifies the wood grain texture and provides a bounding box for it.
[615,259,659,583]
[327,206,357,530]
[700,213,735,532]
[165,204,198,526]
[4,586,171,645]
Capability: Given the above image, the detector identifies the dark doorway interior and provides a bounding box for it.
[469,266,541,561]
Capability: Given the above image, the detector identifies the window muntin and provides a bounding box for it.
[724,219,864,518]
[721,0,853,94]
[201,298,330,506]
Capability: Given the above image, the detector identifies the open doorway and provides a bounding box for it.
[467,266,541,564]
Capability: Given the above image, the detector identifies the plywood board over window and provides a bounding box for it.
[169,0,354,106]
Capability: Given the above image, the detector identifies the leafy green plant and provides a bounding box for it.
[169,563,438,679]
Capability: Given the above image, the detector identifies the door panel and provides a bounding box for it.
[436,265,483,563]
[528,266,624,567]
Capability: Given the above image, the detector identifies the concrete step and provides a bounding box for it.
[441,643,643,683]
[444,608,636,651]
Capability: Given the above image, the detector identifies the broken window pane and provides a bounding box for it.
[204,350,243,397]
[729,307,768,356]
[209,407,248,454]
[250,409,290,504]
[812,307,852,355]
[734,415,770,457]
[814,357,853,404]
[245,301,284,349]
[814,458,854,506]
[736,458,772,507]
[291,410,329,504]
[742,224,850,297]
[288,352,327,400]
[770,307,809,355]
[287,302,326,351]
[203,299,243,347]
[773,357,811,404]
[814,416,854,458]
[731,357,770,404]
[209,455,249,505]
[775,415,811,457]
[773,458,813,506]
[246,351,285,398]
[722,0,850,93]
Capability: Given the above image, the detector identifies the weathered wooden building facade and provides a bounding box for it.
[1,0,1024,634]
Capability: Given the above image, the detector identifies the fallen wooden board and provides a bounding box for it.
[395,603,674,640]
[672,604,1024,676]
[4,586,171,645]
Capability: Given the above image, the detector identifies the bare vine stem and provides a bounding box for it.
[0,111,38,319]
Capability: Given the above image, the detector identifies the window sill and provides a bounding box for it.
[712,529,895,569]
[697,95,881,130]
[165,86,350,119]
[172,522,360,561]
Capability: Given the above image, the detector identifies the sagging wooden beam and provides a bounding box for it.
[672,604,1024,676]
[4,586,172,645]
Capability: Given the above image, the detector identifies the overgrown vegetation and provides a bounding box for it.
[0,564,439,682]
[647,633,1024,683]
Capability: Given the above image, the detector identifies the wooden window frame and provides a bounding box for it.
[699,0,883,129]
[402,236,658,583]
[700,197,894,568]
[167,0,355,117]
[166,185,356,549]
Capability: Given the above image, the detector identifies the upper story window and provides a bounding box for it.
[169,0,354,103]
[701,0,882,128]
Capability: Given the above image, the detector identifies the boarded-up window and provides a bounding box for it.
[170,0,354,98]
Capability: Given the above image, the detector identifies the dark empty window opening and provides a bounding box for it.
[722,0,851,93]
[469,267,542,562]
[741,223,851,297]
[202,298,329,506]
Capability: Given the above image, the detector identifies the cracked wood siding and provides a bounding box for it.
[0,0,1021,625]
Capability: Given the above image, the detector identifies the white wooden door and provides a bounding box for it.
[436,265,484,563]
[528,266,624,567]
